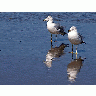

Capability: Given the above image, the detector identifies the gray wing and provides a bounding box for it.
[78,33,86,44]
[54,23,60,30]
[78,33,84,41]
[54,23,64,32]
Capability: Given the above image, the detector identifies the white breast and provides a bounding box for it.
[68,31,81,45]
[47,22,57,34]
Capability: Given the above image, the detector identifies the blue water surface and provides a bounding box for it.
[0,12,96,85]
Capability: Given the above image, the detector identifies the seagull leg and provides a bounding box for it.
[51,34,53,46]
[75,46,78,55]
[69,44,74,54]
[75,47,78,60]
[76,53,77,59]
[72,44,73,54]
[51,34,52,42]
[72,52,73,60]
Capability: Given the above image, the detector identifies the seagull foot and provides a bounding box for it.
[69,51,73,54]
[75,52,78,55]
[69,51,76,54]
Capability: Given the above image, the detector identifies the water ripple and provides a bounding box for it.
[0,12,96,23]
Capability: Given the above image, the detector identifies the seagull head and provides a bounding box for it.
[68,26,77,32]
[43,16,53,22]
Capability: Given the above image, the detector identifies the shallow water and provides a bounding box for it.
[0,12,96,85]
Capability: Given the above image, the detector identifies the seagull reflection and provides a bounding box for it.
[44,43,69,68]
[67,55,86,83]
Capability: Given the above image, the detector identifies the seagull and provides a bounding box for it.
[43,16,66,43]
[68,26,86,54]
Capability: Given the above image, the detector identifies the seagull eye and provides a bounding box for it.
[72,29,74,31]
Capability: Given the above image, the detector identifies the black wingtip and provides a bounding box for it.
[81,41,86,44]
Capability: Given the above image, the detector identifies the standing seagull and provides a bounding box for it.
[43,16,66,43]
[68,26,86,54]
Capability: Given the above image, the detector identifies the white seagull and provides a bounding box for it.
[68,26,86,54]
[43,16,66,43]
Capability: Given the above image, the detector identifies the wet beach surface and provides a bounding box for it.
[0,12,96,85]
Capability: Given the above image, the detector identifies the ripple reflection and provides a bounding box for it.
[67,55,86,83]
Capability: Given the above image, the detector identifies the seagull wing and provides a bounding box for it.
[78,33,84,40]
[54,23,61,31]
[78,33,86,44]
[54,23,64,32]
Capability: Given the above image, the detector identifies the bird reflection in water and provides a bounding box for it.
[44,43,69,68]
[67,54,86,83]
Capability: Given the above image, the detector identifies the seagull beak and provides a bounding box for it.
[68,30,71,32]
